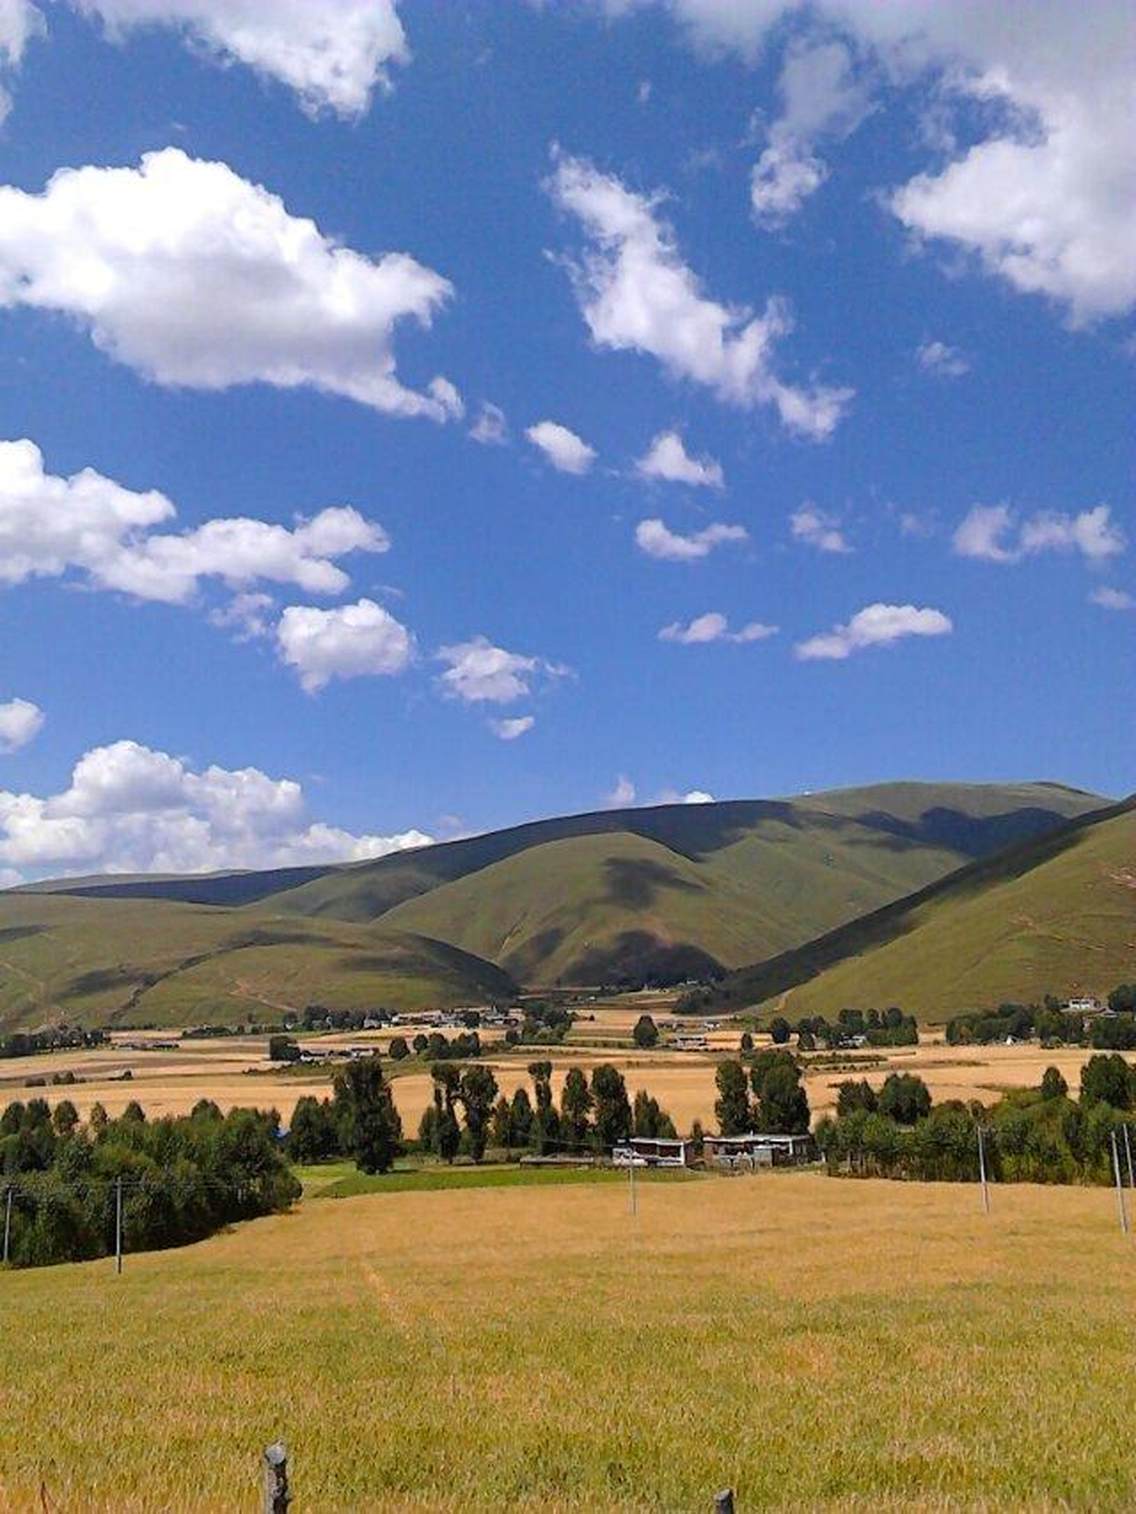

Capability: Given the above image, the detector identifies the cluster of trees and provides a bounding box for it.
[505,1001,574,1045]
[633,1014,660,1048]
[289,1005,391,1032]
[818,1055,1136,1185]
[287,1058,404,1172]
[714,1051,810,1135]
[388,1031,483,1061]
[0,1027,108,1060]
[0,1097,299,1269]
[766,1007,918,1051]
[947,986,1136,1047]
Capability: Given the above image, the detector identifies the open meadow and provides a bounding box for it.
[2,1172,1135,1510]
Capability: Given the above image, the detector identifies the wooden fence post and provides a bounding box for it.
[263,1442,289,1513]
[714,1489,736,1513]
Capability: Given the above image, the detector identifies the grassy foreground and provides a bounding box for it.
[2,1173,1135,1510]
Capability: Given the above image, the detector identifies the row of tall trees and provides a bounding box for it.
[0,1097,299,1269]
[714,1051,810,1135]
[818,1056,1136,1184]
[947,985,1136,1047]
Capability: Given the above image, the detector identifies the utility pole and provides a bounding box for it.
[115,1175,124,1274]
[628,1158,638,1217]
[1110,1130,1129,1236]
[2,1184,12,1265]
[977,1122,990,1214]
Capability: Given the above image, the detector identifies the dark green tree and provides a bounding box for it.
[1039,1066,1069,1100]
[590,1064,632,1148]
[768,1017,791,1045]
[51,1100,79,1138]
[431,1065,462,1163]
[1080,1053,1133,1110]
[561,1066,593,1147]
[458,1065,499,1163]
[878,1073,932,1125]
[508,1087,534,1147]
[632,1014,659,1049]
[388,1035,410,1061]
[754,1062,810,1134]
[714,1060,751,1136]
[836,1079,878,1117]
[332,1057,402,1174]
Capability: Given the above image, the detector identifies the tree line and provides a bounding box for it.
[713,1051,811,1135]
[0,1026,108,1060]
[817,1055,1136,1184]
[947,985,1136,1047]
[288,1057,680,1169]
[0,1096,299,1269]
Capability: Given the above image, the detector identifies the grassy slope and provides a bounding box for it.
[0,893,515,1032]
[2,1175,1135,1509]
[375,783,1104,983]
[713,797,1136,1021]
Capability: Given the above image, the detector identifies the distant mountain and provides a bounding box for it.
[706,794,1136,1022]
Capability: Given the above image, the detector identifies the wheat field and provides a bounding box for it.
[2,1172,1135,1510]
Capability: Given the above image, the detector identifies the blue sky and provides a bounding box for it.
[0,0,1131,880]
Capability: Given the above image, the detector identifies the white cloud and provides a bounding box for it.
[525,419,596,474]
[490,715,535,741]
[0,737,431,881]
[790,503,851,554]
[547,150,852,439]
[917,339,969,378]
[751,39,869,225]
[0,697,43,753]
[953,503,1126,564]
[657,785,716,805]
[208,591,276,642]
[437,636,565,706]
[635,430,723,488]
[70,0,408,117]
[796,602,953,661]
[0,148,460,420]
[1091,586,1134,611]
[0,0,41,121]
[0,439,388,605]
[635,517,748,562]
[605,774,637,808]
[276,598,414,693]
[469,401,509,446]
[614,3,1136,323]
[659,612,777,644]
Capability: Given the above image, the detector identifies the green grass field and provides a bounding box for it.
[2,1171,1135,1510]
[297,1160,701,1199]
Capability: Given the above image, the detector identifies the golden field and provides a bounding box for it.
[2,1173,1136,1510]
[3,1018,1132,1132]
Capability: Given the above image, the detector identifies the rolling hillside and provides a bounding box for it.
[0,893,516,1032]
[707,796,1136,1022]
[1,781,1108,1025]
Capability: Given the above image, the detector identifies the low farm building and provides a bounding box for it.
[704,1133,815,1168]
[612,1136,693,1168]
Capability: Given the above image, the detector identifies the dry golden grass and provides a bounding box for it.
[2,1173,1135,1509]
[5,1033,1135,1130]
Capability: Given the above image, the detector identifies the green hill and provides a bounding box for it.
[2,781,1107,1024]
[707,796,1136,1022]
[273,781,1103,984]
[0,893,516,1032]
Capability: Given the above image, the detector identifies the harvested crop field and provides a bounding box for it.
[2,1172,1135,1510]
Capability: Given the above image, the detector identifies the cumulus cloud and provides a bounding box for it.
[437,636,566,705]
[0,0,41,120]
[635,430,723,488]
[0,737,431,882]
[0,148,460,420]
[469,401,509,446]
[605,774,637,808]
[635,518,748,562]
[490,715,535,741]
[796,602,953,661]
[751,39,870,225]
[208,592,276,642]
[1091,586,1134,611]
[659,612,777,644]
[276,598,414,693]
[0,439,387,605]
[612,3,1136,324]
[953,504,1126,564]
[790,503,851,554]
[657,785,716,805]
[547,150,852,439]
[525,419,597,474]
[70,1,408,117]
[917,339,970,378]
[0,697,43,753]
